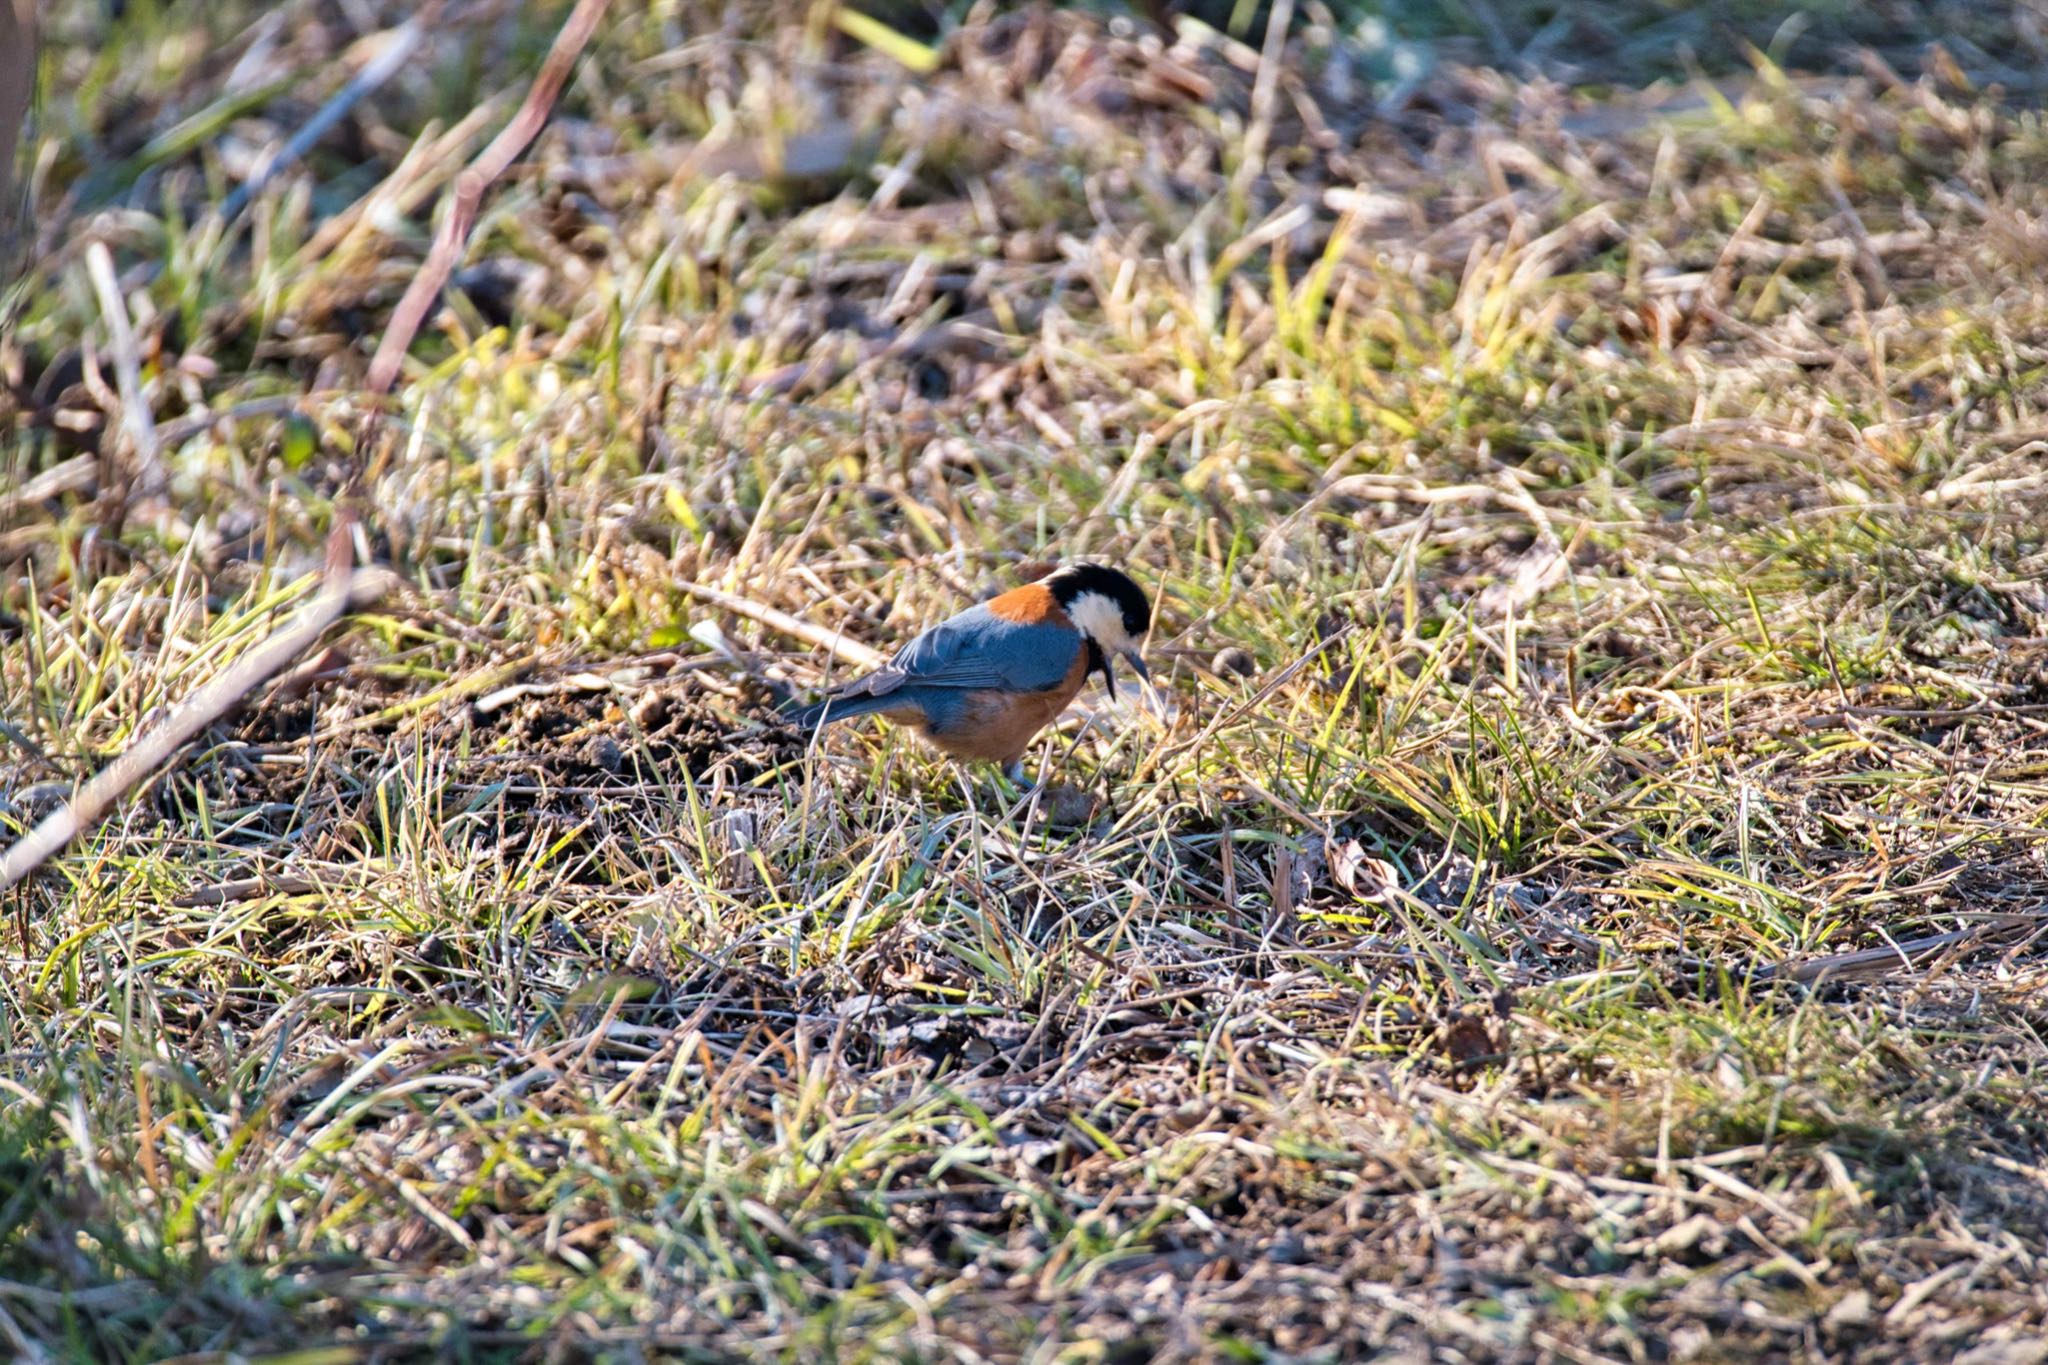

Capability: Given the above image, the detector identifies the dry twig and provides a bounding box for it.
[0,563,386,896]
[364,0,613,395]
[221,14,432,221]
[83,242,164,504]
[677,579,887,672]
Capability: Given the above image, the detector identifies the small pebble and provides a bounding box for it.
[1212,646,1258,678]
[1040,782,1097,828]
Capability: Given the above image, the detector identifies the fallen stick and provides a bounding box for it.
[364,0,613,396]
[84,242,164,504]
[294,95,505,270]
[172,873,331,908]
[0,568,388,897]
[151,396,306,447]
[1757,916,2041,985]
[220,15,431,222]
[0,453,97,520]
[676,580,886,672]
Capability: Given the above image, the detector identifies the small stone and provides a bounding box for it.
[1651,1213,1723,1257]
[1825,1289,1874,1330]
[1212,646,1258,678]
[1041,782,1097,828]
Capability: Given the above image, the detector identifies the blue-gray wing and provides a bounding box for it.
[832,603,1078,699]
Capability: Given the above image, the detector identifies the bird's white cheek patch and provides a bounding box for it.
[1065,591,1129,652]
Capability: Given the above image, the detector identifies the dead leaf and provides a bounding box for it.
[1440,1011,1502,1068]
[1328,837,1399,902]
[1474,541,1568,621]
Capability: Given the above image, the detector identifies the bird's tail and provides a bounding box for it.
[783,690,900,733]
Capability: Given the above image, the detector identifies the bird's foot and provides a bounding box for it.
[993,765,1096,828]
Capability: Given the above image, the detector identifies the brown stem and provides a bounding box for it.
[364,0,615,397]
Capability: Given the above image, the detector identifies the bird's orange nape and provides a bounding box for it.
[982,582,1065,626]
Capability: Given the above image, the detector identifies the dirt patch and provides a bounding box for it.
[458,673,804,789]
[167,661,806,854]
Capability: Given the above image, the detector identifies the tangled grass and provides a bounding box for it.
[5,2,2048,1360]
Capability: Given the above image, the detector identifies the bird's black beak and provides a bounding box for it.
[1095,648,1149,700]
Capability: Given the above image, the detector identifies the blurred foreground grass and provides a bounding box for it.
[3,1,2048,1360]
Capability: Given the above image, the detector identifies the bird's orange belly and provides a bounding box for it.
[918,676,1086,765]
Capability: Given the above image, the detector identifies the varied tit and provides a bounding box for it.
[788,563,1153,783]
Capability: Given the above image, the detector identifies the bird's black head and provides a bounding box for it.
[1045,564,1153,696]
[1046,563,1152,643]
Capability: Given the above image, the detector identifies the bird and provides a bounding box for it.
[788,563,1154,784]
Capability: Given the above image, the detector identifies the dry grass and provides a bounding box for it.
[6,2,2048,1361]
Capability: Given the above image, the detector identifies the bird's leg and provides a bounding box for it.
[995,760,1052,815]
[990,760,1051,831]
